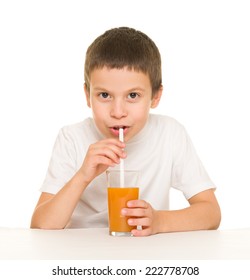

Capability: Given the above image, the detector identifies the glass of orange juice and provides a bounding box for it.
[106,170,139,236]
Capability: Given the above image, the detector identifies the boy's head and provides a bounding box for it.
[84,27,162,97]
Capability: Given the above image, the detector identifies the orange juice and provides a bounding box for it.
[108,187,139,235]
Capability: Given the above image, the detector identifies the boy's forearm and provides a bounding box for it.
[156,201,221,233]
[30,171,89,229]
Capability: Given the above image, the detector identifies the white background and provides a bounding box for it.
[0,0,249,230]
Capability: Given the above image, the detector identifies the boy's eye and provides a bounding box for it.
[99,92,110,99]
[128,92,139,99]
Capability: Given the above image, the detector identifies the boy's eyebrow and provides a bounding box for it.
[92,86,109,92]
[126,87,146,92]
[92,86,147,93]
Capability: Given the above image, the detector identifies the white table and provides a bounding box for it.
[0,228,249,259]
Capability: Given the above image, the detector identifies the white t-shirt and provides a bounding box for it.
[40,114,215,228]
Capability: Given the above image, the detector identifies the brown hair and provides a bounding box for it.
[84,27,162,96]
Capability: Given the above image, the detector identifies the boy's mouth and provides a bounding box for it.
[110,126,129,137]
[112,126,127,130]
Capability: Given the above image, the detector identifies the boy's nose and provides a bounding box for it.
[110,100,127,119]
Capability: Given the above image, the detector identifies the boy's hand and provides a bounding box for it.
[79,138,126,184]
[121,200,159,236]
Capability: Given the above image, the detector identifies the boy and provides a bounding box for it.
[31,27,221,236]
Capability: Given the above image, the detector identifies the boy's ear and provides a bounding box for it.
[151,86,163,108]
[84,83,91,108]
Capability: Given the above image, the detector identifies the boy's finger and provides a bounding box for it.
[127,200,148,208]
[121,207,148,217]
[131,228,151,237]
[95,145,126,161]
[128,217,151,227]
[100,138,126,148]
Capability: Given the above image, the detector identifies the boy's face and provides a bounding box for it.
[85,67,162,142]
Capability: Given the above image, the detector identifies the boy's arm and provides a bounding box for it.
[30,139,126,229]
[157,189,221,233]
[123,189,221,236]
[30,170,89,229]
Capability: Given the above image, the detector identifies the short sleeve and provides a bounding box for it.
[40,127,77,194]
[171,125,215,199]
